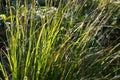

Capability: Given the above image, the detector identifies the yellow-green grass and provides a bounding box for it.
[0,0,120,80]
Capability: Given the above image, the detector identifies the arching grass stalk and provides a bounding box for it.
[0,0,120,80]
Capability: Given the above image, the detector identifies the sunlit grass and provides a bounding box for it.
[0,0,120,80]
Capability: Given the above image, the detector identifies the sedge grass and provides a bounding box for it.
[0,0,120,80]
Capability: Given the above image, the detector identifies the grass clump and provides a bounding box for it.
[0,0,120,80]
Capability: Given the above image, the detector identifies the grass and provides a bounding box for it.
[0,0,120,80]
